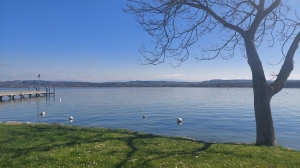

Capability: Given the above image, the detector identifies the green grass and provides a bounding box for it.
[0,123,299,167]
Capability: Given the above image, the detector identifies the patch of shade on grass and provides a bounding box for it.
[0,123,299,167]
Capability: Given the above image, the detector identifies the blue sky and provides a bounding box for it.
[1,0,299,82]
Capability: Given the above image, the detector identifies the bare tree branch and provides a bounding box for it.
[184,1,245,35]
[125,0,298,67]
[271,31,300,95]
[247,0,259,9]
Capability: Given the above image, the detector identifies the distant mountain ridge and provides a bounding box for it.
[1,79,300,88]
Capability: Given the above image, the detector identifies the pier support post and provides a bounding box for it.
[0,96,2,101]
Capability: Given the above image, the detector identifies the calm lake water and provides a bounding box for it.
[1,87,299,150]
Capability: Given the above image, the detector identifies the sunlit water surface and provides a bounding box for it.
[1,87,299,150]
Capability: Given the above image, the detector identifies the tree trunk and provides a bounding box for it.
[253,83,276,146]
[244,33,277,146]
[244,31,300,146]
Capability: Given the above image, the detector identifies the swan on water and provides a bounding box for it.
[40,108,45,116]
[69,116,73,120]
[177,117,182,122]
[59,98,62,101]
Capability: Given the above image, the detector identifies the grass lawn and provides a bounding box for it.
[0,123,299,167]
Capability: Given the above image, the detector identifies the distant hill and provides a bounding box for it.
[1,79,299,88]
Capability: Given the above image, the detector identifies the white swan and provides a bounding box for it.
[177,117,182,122]
[41,112,45,116]
[69,116,73,120]
[59,98,62,102]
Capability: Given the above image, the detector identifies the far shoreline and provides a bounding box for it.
[1,79,300,88]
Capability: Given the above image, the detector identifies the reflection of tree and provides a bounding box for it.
[125,0,300,146]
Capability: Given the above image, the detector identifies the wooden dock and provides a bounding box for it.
[0,88,55,101]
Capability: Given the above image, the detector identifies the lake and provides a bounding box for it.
[0,87,299,150]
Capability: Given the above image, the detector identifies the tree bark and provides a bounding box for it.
[253,85,276,146]
[244,32,277,146]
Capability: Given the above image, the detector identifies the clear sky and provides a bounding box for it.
[1,0,299,82]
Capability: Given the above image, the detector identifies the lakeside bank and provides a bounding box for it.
[0,122,299,167]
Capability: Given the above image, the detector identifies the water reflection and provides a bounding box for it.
[177,117,183,125]
[35,96,54,122]
[69,116,73,122]
[37,111,45,122]
[177,121,182,125]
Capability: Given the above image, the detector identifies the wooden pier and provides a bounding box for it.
[0,87,55,101]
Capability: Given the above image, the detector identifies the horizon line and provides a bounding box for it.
[2,79,300,83]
